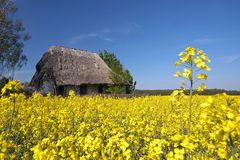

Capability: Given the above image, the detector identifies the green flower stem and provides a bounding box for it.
[188,78,193,135]
[229,135,237,160]
[188,59,193,135]
[8,94,16,133]
[187,60,193,160]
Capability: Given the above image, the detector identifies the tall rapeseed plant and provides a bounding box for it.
[174,46,211,135]
[1,80,22,133]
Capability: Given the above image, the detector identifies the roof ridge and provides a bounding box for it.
[48,45,94,53]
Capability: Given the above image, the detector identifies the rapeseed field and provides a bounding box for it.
[0,81,239,159]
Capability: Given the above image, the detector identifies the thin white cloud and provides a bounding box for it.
[68,22,142,45]
[101,37,114,42]
[217,55,240,64]
[191,38,218,45]
[69,31,114,45]
[87,33,99,37]
[69,33,94,44]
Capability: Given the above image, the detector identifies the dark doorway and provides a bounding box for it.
[80,85,87,95]
[57,86,64,95]
[98,85,103,93]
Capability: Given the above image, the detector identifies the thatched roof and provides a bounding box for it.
[30,46,127,88]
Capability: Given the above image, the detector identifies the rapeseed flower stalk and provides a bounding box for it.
[1,80,22,133]
[174,47,211,159]
[174,46,211,135]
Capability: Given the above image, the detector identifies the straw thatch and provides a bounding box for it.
[30,46,128,95]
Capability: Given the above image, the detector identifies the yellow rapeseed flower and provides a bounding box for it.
[197,84,206,92]
[174,71,181,77]
[197,74,208,80]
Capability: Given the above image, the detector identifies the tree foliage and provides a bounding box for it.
[0,0,30,79]
[99,50,135,93]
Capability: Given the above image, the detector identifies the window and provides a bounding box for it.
[80,85,87,95]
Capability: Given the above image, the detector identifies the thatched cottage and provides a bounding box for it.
[30,46,129,95]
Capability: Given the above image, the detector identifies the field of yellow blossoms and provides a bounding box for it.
[0,82,240,159]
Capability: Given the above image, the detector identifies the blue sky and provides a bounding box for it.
[15,0,240,90]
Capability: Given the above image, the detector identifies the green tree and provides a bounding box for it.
[0,0,30,79]
[99,50,135,93]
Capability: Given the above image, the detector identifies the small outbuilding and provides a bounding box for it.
[30,46,129,95]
